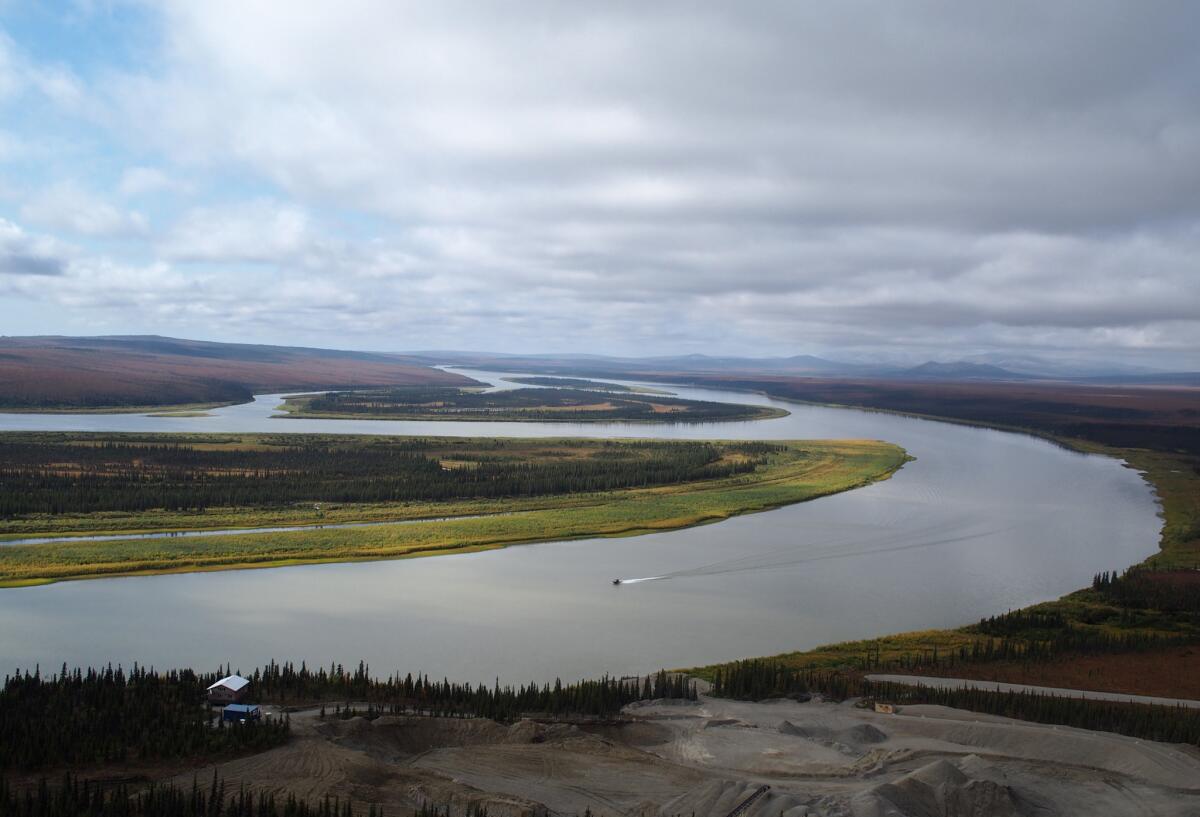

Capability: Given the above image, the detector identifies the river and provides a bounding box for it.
[0,370,1160,682]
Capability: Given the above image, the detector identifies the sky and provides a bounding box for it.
[0,2,1197,369]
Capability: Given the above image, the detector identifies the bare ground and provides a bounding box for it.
[165,693,1200,817]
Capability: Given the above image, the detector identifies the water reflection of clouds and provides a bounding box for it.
[0,372,1161,681]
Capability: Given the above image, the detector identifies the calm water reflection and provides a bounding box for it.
[0,371,1159,682]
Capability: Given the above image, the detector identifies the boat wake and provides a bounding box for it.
[612,516,1033,587]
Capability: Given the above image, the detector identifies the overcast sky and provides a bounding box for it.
[0,2,1197,368]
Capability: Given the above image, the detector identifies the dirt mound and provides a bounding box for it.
[581,720,674,747]
[704,718,746,729]
[660,779,809,817]
[321,716,567,759]
[778,720,833,740]
[839,724,888,745]
[852,758,1024,817]
[908,758,967,788]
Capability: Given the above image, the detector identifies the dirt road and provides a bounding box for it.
[864,673,1200,709]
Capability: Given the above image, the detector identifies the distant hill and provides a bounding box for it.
[416,350,1194,385]
[413,351,880,377]
[902,361,1028,380]
[0,335,475,409]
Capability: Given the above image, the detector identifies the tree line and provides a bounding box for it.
[1,661,697,771]
[0,773,365,817]
[0,771,410,817]
[0,773,613,817]
[0,438,767,518]
[856,631,1189,676]
[1092,567,1200,614]
[304,387,764,422]
[709,659,1200,746]
[0,665,289,770]
[244,660,695,721]
[830,610,1194,678]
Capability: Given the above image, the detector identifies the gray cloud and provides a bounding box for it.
[1,2,1198,366]
[0,219,66,277]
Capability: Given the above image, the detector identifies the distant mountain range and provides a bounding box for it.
[407,349,1198,384]
[0,335,471,409]
[0,336,1194,411]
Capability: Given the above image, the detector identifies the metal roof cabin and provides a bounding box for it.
[222,703,262,723]
[207,674,251,704]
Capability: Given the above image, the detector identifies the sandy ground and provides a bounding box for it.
[173,695,1200,817]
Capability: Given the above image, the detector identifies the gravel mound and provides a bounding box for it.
[839,724,888,745]
[851,758,1024,817]
[779,720,834,740]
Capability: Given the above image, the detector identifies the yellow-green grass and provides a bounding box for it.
[144,410,213,418]
[691,437,1200,679]
[689,630,985,681]
[0,439,908,586]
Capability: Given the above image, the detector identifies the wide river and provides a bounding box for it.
[0,370,1160,682]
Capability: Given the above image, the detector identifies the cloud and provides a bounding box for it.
[0,2,1197,366]
[0,218,68,277]
[0,30,87,111]
[118,166,188,197]
[20,182,148,237]
[0,33,21,101]
[161,201,312,263]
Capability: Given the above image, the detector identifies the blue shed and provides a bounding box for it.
[222,703,262,723]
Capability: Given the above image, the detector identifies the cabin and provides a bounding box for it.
[222,703,262,723]
[874,702,897,714]
[207,674,251,704]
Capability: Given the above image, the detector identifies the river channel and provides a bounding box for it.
[0,370,1159,682]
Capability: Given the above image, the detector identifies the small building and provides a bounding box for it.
[874,702,897,715]
[207,674,251,704]
[222,703,262,723]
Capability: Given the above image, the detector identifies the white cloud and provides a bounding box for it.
[0,30,88,111]
[118,166,187,197]
[0,34,21,101]
[0,2,1197,366]
[20,182,148,237]
[0,129,20,162]
[160,200,311,263]
[26,63,85,111]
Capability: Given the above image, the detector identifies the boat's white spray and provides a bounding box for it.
[612,517,1032,586]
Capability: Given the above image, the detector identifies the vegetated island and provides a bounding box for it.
[0,432,907,586]
[279,385,785,422]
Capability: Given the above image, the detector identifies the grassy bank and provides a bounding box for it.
[0,437,907,586]
[693,435,1200,698]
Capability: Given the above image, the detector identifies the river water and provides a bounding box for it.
[0,370,1160,682]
